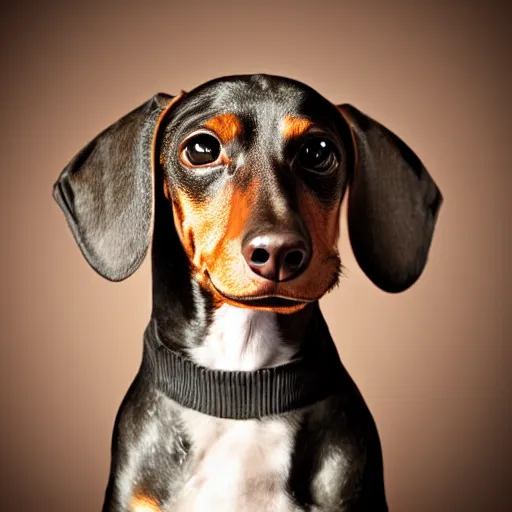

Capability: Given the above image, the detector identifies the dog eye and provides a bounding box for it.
[183,134,221,166]
[298,138,336,173]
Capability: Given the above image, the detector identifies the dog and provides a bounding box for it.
[53,74,442,511]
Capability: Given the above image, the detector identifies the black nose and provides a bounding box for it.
[242,233,311,282]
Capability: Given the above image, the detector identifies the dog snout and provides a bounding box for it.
[242,232,311,282]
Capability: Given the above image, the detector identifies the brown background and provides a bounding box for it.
[0,0,510,510]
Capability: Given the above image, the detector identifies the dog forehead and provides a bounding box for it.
[169,74,334,131]
[190,74,308,110]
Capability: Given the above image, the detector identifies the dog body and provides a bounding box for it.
[53,74,442,511]
[106,318,379,512]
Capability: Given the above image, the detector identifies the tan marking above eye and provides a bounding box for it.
[203,113,243,144]
[281,116,313,139]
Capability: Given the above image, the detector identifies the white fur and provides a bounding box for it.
[172,412,297,511]
[189,304,299,371]
[170,305,301,511]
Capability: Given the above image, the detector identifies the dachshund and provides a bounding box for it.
[53,74,442,511]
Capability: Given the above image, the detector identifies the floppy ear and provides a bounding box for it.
[53,93,182,281]
[338,104,442,293]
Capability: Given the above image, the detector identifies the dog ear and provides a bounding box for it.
[338,104,442,293]
[53,93,182,281]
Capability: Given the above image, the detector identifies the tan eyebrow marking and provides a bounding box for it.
[204,113,243,144]
[281,116,313,139]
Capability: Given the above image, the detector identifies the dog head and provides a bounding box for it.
[54,74,442,313]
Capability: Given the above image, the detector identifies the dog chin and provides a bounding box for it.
[207,280,330,315]
[224,296,310,314]
[204,279,306,313]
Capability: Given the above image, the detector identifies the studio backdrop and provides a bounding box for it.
[0,1,509,511]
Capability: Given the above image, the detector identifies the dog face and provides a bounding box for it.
[53,74,442,313]
[158,76,350,312]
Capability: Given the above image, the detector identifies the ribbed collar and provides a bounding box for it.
[141,319,344,420]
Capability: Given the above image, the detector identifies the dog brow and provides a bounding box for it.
[204,113,243,144]
[281,116,313,139]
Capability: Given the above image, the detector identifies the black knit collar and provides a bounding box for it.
[141,319,344,420]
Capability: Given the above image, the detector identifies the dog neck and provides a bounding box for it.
[188,303,313,371]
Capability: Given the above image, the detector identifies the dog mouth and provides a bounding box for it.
[207,276,312,310]
[226,295,308,308]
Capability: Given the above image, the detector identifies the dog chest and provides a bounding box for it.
[171,410,298,511]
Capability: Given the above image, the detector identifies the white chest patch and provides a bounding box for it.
[170,305,300,511]
[172,413,297,511]
[188,303,299,371]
